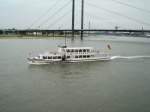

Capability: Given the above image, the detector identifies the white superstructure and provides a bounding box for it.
[27,46,111,64]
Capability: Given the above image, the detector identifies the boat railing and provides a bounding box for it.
[66,52,95,55]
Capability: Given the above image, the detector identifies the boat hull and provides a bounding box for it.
[27,57,111,65]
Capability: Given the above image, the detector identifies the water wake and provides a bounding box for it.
[111,55,150,60]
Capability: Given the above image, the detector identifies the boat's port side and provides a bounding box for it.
[27,46,111,64]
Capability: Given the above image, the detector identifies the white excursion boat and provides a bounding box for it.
[27,45,111,64]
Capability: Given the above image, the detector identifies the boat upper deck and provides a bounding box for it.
[64,47,93,50]
[60,47,93,52]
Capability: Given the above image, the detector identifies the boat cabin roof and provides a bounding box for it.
[64,47,93,50]
[40,52,61,56]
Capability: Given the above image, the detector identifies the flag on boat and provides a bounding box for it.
[107,44,111,50]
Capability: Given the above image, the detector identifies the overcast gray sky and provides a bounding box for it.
[0,0,150,29]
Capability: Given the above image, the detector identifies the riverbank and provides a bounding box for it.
[0,34,150,39]
[0,34,74,39]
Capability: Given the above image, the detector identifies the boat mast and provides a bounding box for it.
[65,32,67,47]
[81,0,84,40]
[72,0,75,39]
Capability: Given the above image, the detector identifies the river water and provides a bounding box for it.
[0,35,150,112]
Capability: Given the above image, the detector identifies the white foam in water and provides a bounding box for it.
[111,55,150,60]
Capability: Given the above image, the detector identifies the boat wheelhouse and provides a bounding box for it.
[27,46,111,64]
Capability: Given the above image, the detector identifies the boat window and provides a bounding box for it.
[87,55,90,58]
[48,56,52,59]
[53,56,56,59]
[83,49,86,52]
[71,49,74,52]
[79,55,82,58]
[67,56,70,58]
[87,49,90,52]
[67,49,70,52]
[75,56,78,58]
[79,49,82,52]
[83,55,86,58]
[75,49,78,52]
[43,56,47,59]
[58,56,61,59]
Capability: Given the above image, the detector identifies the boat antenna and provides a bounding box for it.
[65,31,67,47]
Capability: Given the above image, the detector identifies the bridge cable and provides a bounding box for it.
[111,0,150,14]
[38,0,71,28]
[84,11,117,27]
[86,2,150,27]
[28,0,63,29]
[47,10,71,29]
